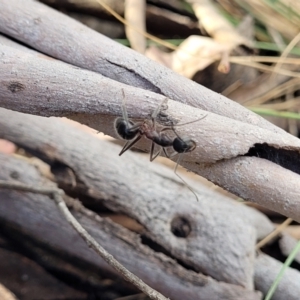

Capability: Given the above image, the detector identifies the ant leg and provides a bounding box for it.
[127,122,143,132]
[174,153,199,202]
[164,148,178,158]
[149,142,162,162]
[119,134,142,156]
[163,147,169,158]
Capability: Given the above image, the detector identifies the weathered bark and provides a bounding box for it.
[0,240,87,300]
[0,2,299,297]
[1,42,300,223]
[279,233,300,264]
[0,0,289,134]
[0,108,263,288]
[255,253,300,300]
[0,153,262,300]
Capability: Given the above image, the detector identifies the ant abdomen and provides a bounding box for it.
[115,118,140,140]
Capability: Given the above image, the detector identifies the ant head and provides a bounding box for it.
[173,136,196,153]
[114,118,138,140]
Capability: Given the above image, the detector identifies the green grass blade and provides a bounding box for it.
[249,107,300,120]
[265,239,300,300]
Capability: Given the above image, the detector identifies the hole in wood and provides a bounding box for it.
[10,171,19,179]
[170,216,191,238]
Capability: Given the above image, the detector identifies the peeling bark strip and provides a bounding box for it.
[0,108,275,289]
[0,153,262,300]
[0,0,289,135]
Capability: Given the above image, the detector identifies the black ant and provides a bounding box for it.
[115,89,207,201]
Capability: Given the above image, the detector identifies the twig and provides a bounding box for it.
[0,180,168,300]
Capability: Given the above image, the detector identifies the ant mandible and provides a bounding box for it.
[114,89,207,201]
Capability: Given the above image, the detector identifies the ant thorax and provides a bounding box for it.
[140,121,173,148]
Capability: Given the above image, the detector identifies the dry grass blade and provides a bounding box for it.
[230,60,300,78]
[245,78,300,106]
[230,56,300,64]
[270,31,300,81]
[124,0,146,53]
[94,0,176,50]
[256,218,293,250]
[251,98,300,111]
[234,0,300,40]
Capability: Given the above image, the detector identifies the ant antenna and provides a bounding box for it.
[151,97,168,125]
[174,151,199,201]
[121,89,129,125]
[115,89,143,156]
[170,114,208,129]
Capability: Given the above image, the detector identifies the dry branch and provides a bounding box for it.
[0,1,299,298]
[1,1,300,223]
[0,108,275,288]
[255,253,300,300]
[0,180,167,300]
[279,233,300,264]
[0,153,262,300]
[1,42,300,222]
[0,236,88,299]
[0,0,289,134]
